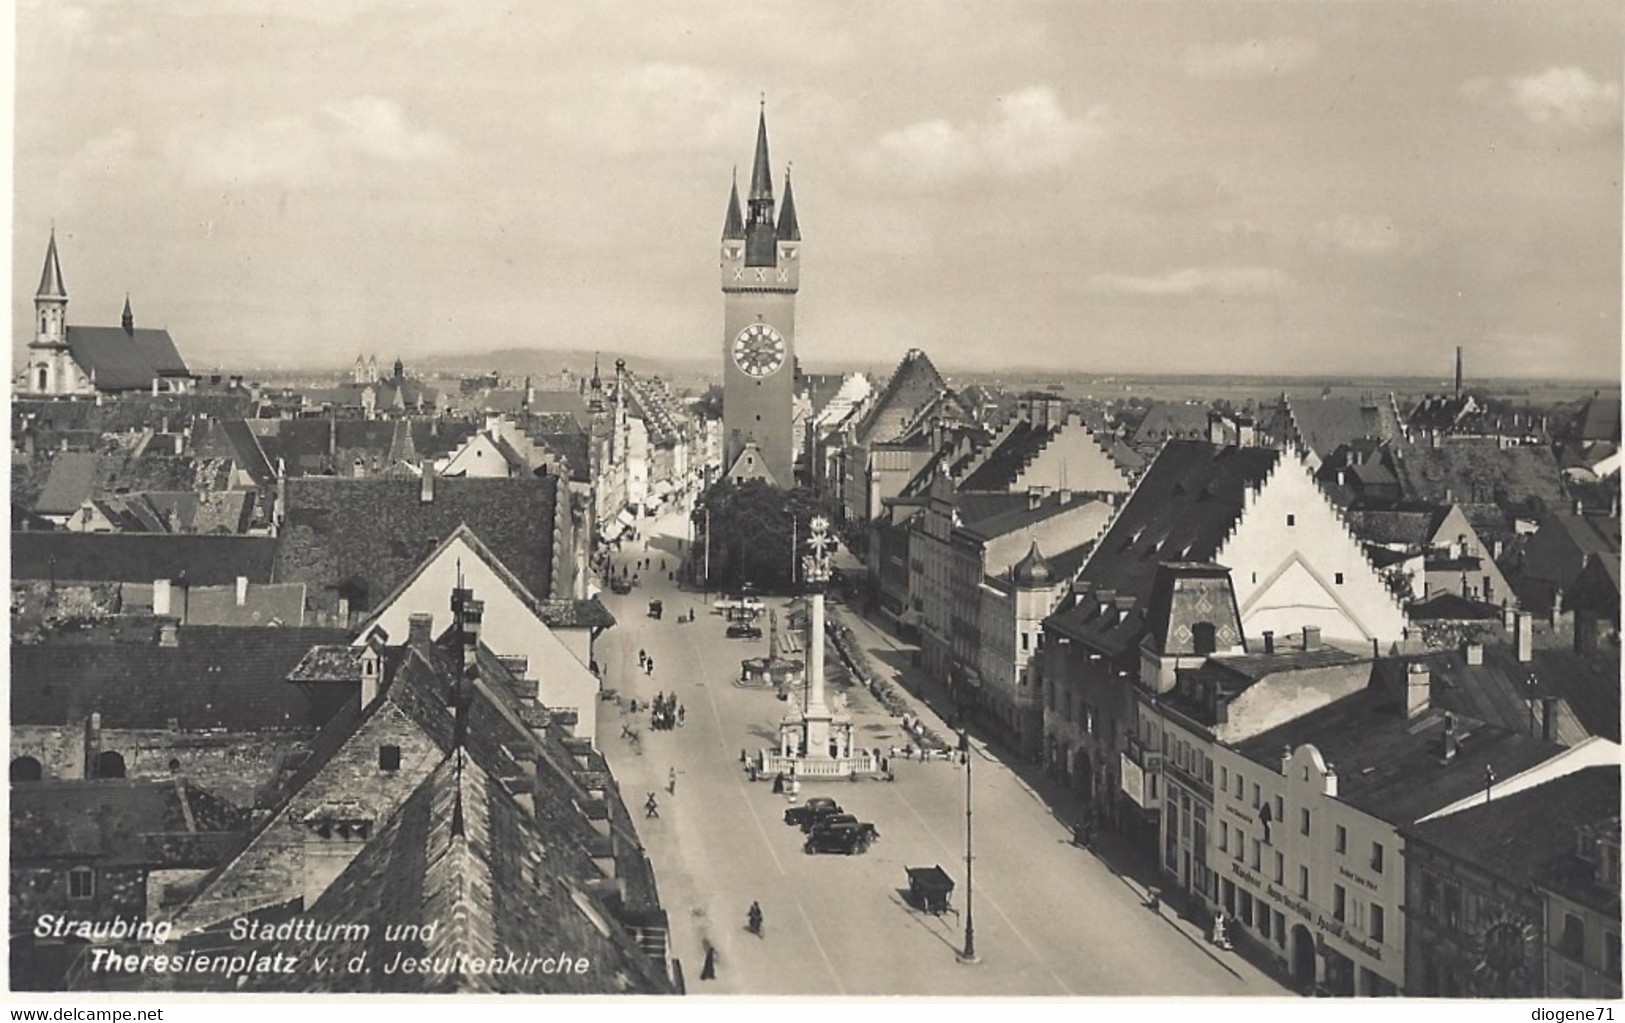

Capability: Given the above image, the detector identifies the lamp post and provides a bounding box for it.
[958,726,979,964]
[703,504,711,601]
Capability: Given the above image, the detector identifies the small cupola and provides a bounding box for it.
[1012,540,1055,588]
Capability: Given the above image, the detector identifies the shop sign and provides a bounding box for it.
[1336,863,1380,894]
[1120,753,1149,808]
[1316,914,1384,963]
[1223,803,1256,826]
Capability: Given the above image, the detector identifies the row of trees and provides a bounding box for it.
[690,479,833,591]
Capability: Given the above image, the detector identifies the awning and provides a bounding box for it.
[616,509,636,528]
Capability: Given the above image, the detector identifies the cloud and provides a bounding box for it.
[1510,67,1621,128]
[1313,214,1400,255]
[179,97,451,186]
[1086,266,1287,296]
[1461,67,1621,132]
[862,87,1109,185]
[1184,38,1318,80]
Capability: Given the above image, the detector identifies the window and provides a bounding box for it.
[1298,865,1309,898]
[1220,766,1228,791]
[1021,632,1030,651]
[1251,838,1262,870]
[1286,514,1296,526]
[1274,850,1285,884]
[1370,904,1385,943]
[1274,794,1284,823]
[1252,783,1261,809]
[1274,910,1286,948]
[1333,884,1347,922]
[1371,841,1385,873]
[1192,621,1217,655]
[1259,906,1272,939]
[1334,572,1345,585]
[379,745,402,772]
[1235,772,1244,798]
[68,867,95,900]
[1219,821,1228,853]
[1335,824,1347,854]
[1234,829,1245,861]
[1300,808,1311,836]
[1560,913,1586,958]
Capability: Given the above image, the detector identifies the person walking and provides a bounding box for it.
[747,901,763,938]
[677,704,685,727]
[668,767,677,795]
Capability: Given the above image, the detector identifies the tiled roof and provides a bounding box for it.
[1393,439,1567,513]
[1406,644,1621,745]
[1404,592,1503,621]
[1235,686,1564,824]
[1345,505,1450,546]
[1077,440,1279,603]
[287,756,673,994]
[1578,395,1622,444]
[65,325,191,391]
[958,421,1055,492]
[10,626,353,730]
[141,490,255,534]
[34,452,101,515]
[273,476,559,613]
[855,349,953,446]
[11,780,248,868]
[1406,765,1619,895]
[96,452,231,496]
[1284,396,1402,458]
[194,419,275,486]
[119,581,308,627]
[286,644,362,683]
[11,531,278,585]
[1130,403,1211,446]
[535,597,617,630]
[955,492,1102,542]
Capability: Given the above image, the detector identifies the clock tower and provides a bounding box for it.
[721,100,800,488]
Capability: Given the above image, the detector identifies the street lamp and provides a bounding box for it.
[958,726,979,964]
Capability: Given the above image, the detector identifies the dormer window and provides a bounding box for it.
[1286,514,1296,527]
[68,866,95,900]
[379,744,402,772]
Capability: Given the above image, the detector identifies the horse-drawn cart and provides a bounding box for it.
[905,865,955,915]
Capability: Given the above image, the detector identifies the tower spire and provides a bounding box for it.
[722,167,745,240]
[776,165,801,242]
[37,230,66,300]
[749,99,774,202]
[121,294,133,335]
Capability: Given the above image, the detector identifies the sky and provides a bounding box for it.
[11,0,1622,379]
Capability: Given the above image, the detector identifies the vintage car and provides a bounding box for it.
[609,577,633,595]
[726,622,763,639]
[647,599,663,619]
[805,821,873,855]
[810,814,880,844]
[783,797,841,828]
[798,803,852,833]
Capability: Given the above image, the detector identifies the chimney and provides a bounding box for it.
[420,462,436,503]
[1502,603,1517,632]
[1280,744,1294,775]
[1323,762,1338,798]
[1058,483,1072,505]
[1237,417,1256,448]
[408,612,433,644]
[1207,412,1227,446]
[1405,662,1431,717]
[1515,611,1533,663]
[1454,345,1463,399]
[157,621,179,647]
[359,642,383,708]
[1464,641,1484,666]
[1027,485,1044,511]
[1303,625,1321,651]
[1096,588,1116,619]
[1442,712,1458,760]
[153,578,172,617]
[337,595,351,625]
[235,576,249,607]
[1262,630,1275,655]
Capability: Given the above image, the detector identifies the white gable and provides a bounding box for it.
[1216,450,1408,648]
[356,533,601,742]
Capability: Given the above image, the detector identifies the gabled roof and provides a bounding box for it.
[1130,403,1210,446]
[34,452,102,515]
[1392,439,1566,513]
[11,780,248,868]
[1406,765,1619,894]
[288,754,673,994]
[854,349,953,447]
[194,419,275,486]
[1283,395,1402,459]
[1578,395,1622,443]
[273,476,559,613]
[1403,643,1621,745]
[954,492,1101,543]
[65,326,191,391]
[12,531,278,585]
[958,421,1056,492]
[11,626,353,730]
[1345,505,1452,546]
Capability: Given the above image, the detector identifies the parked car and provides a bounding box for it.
[609,577,633,595]
[726,622,763,639]
[783,797,841,828]
[810,814,880,843]
[798,803,851,833]
[804,822,873,855]
[647,598,663,619]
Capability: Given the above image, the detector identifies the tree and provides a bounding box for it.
[692,480,831,590]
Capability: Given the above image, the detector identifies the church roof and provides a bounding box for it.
[65,326,191,391]
[36,231,66,299]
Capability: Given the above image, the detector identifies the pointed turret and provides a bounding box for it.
[722,168,745,240]
[37,231,66,300]
[121,295,133,335]
[749,100,774,202]
[776,168,801,242]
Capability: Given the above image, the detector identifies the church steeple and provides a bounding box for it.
[121,294,133,335]
[749,98,774,204]
[745,99,778,266]
[37,230,66,300]
[722,168,745,241]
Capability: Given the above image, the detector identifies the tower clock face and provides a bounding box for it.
[732,323,786,378]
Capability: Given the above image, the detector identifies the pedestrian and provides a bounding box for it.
[646,660,654,676]
[677,704,686,726]
[700,944,717,981]
[739,748,747,765]
[668,767,677,795]
[638,649,647,668]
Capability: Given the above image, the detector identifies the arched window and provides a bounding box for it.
[10,756,43,782]
[36,367,48,392]
[1192,622,1218,656]
[95,750,126,779]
